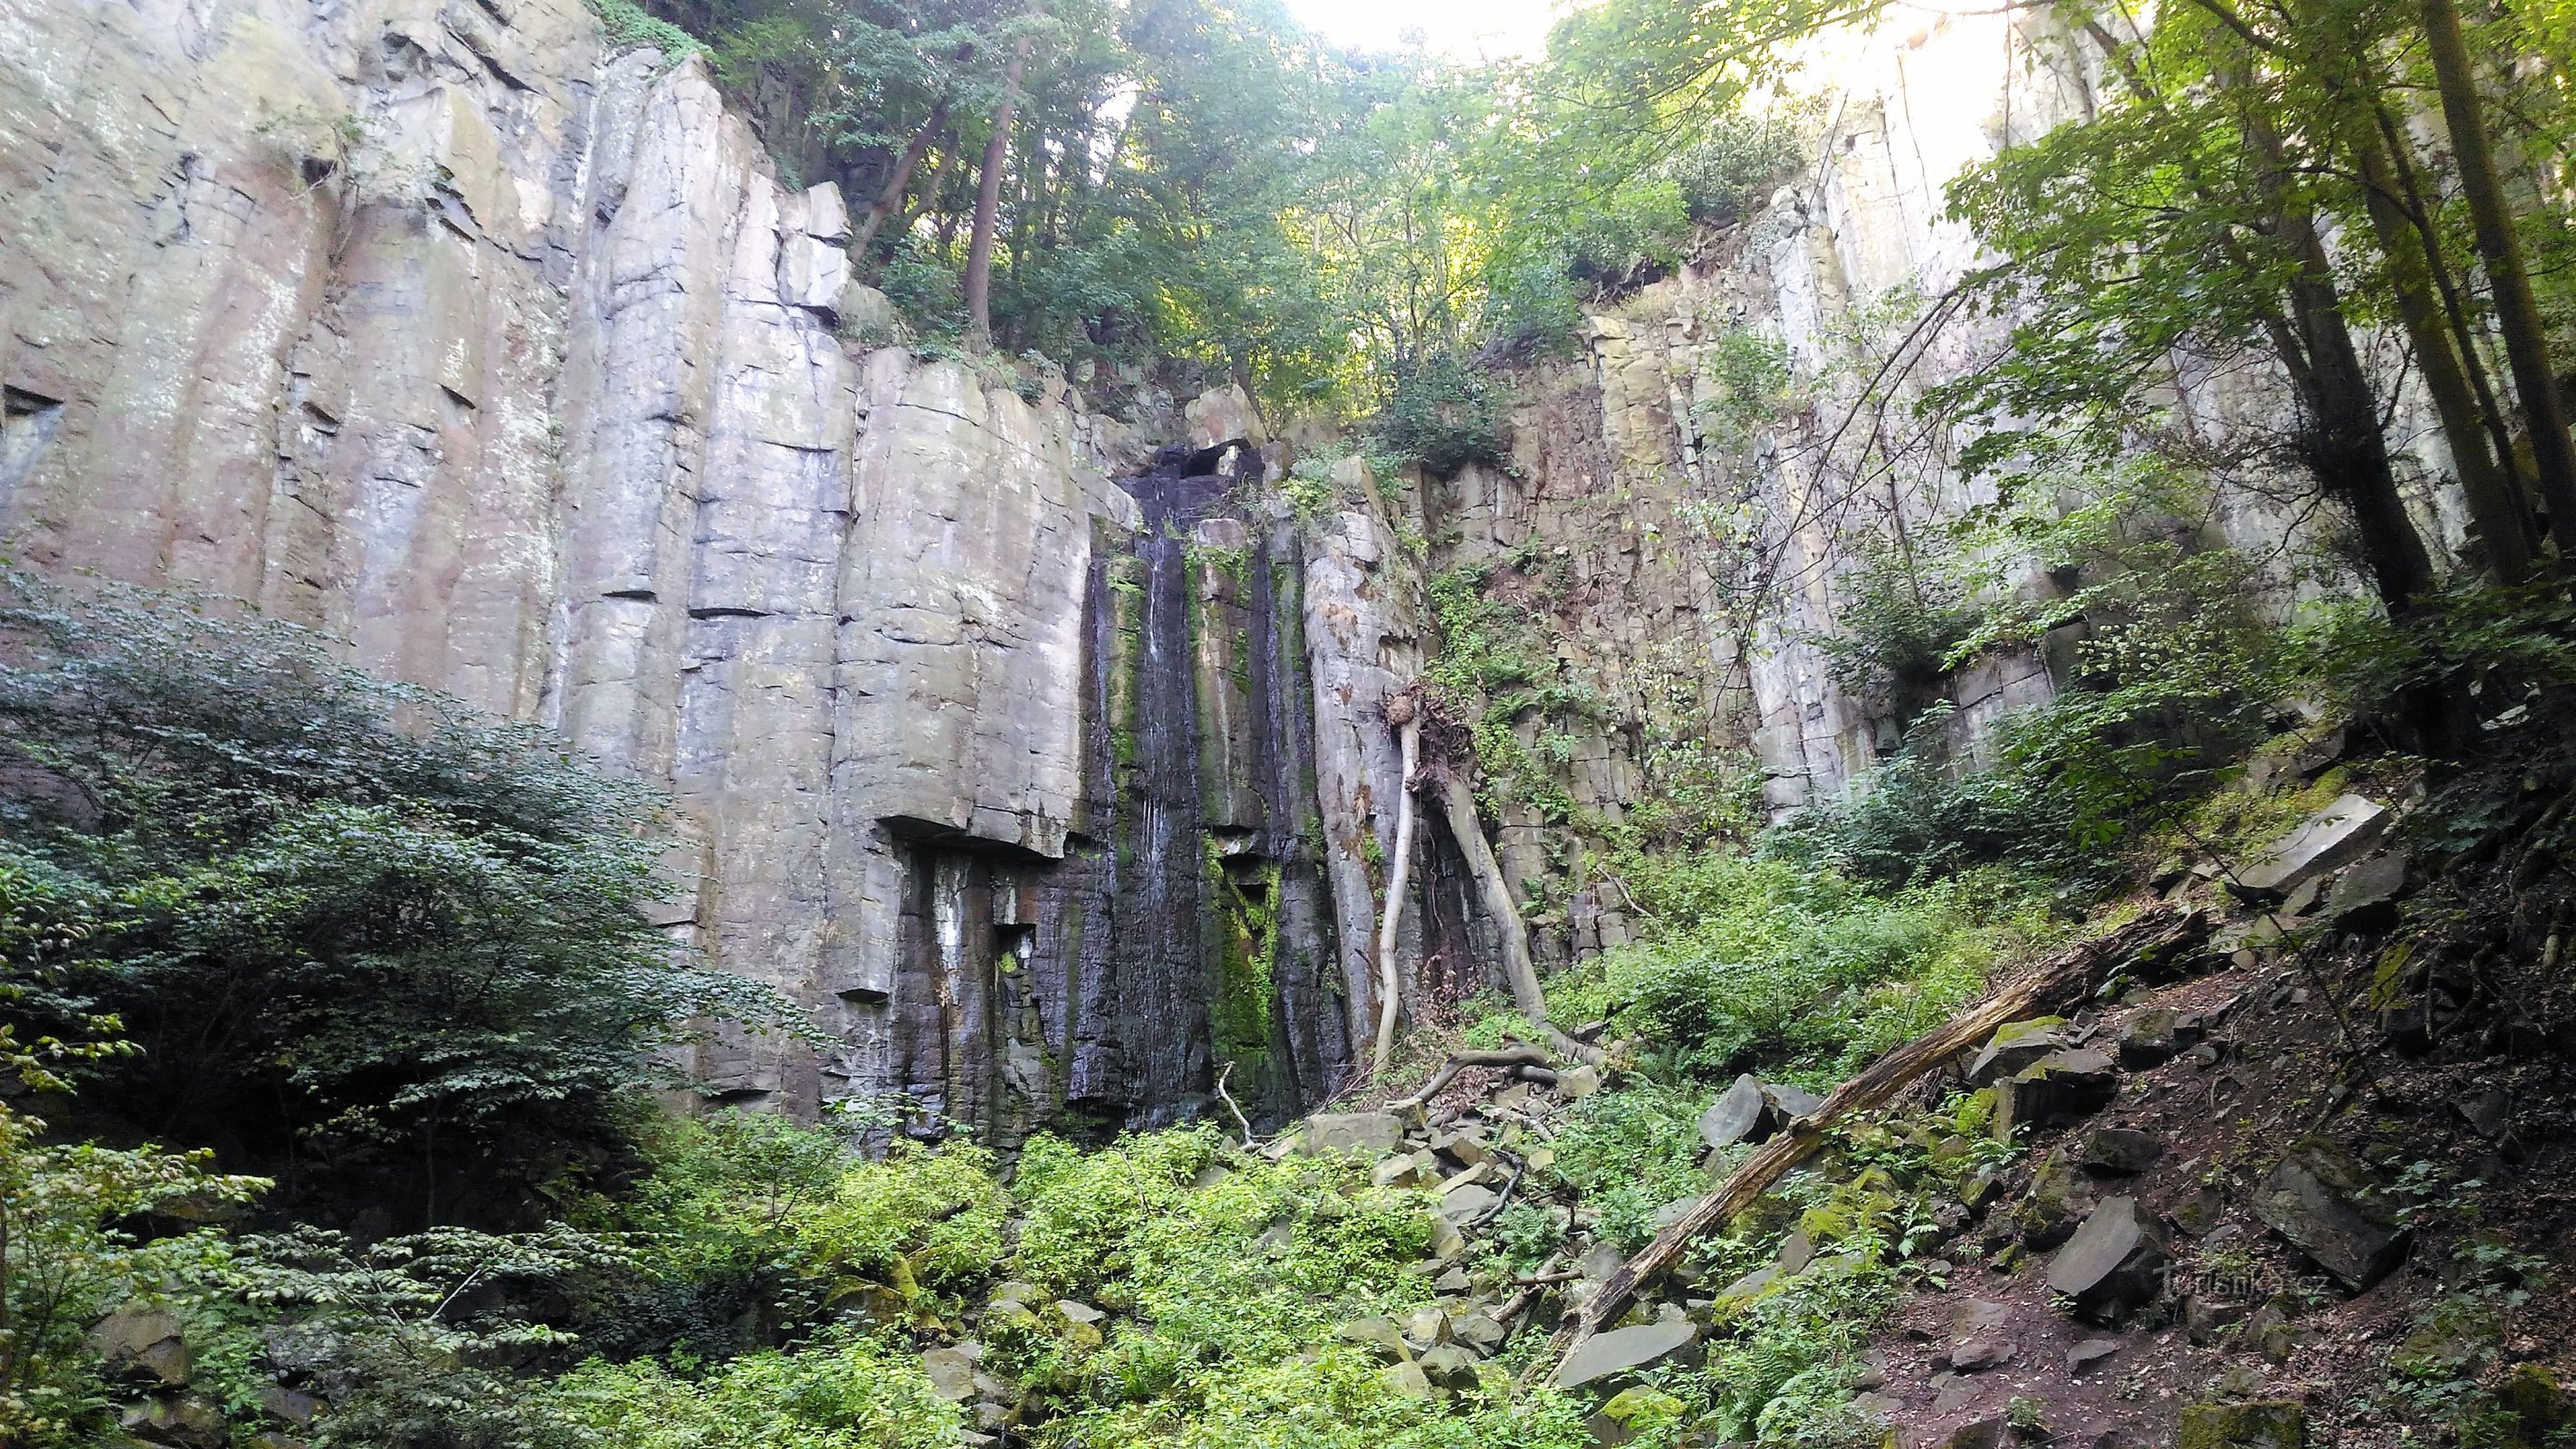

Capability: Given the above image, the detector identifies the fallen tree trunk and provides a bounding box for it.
[1426,769,1607,1070]
[1539,906,2206,1380]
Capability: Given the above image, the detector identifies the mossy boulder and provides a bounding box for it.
[2177,1400,2306,1449]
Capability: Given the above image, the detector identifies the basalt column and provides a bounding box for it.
[876,443,1353,1143]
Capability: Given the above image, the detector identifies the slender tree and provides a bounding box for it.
[2417,0,2576,537]
[964,33,1031,338]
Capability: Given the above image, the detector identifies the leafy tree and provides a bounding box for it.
[0,579,800,1224]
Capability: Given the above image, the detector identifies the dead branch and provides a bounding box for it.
[1387,1043,1554,1116]
[1214,1063,1255,1151]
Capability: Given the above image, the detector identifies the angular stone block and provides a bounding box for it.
[2233,795,2389,898]
[2251,1139,2409,1290]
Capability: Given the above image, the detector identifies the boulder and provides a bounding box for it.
[1417,1342,1483,1391]
[1373,1150,1436,1188]
[1456,1313,1508,1357]
[1552,1319,1699,1390]
[922,1347,979,1401]
[2320,851,2408,931]
[2046,1197,2169,1322]
[1302,1113,1407,1156]
[1427,1214,1467,1262]
[2117,1008,2195,1069]
[2081,1128,2165,1176]
[93,1306,191,1386]
[1995,1049,2119,1135]
[1338,1317,1410,1362]
[1699,1074,1770,1149]
[1950,1417,2010,1449]
[1381,1359,1437,1398]
[1400,1307,1452,1350]
[1970,1017,2070,1085]
[1716,1265,1778,1302]
[120,1394,226,1449]
[1055,1300,1104,1324]
[1764,1081,1824,1121]
[1429,1130,1491,1167]
[2233,796,2389,899]
[1651,1196,1701,1231]
[1946,1339,2014,1372]
[1439,1184,1500,1223]
[2176,1401,2306,1449]
[1951,1298,2012,1337]
[2453,1086,2512,1140]
[2250,1140,2408,1290]
[256,1386,322,1426]
[2067,1338,2122,1374]
[2185,1291,2248,1347]
[2015,1151,2096,1250]
[2501,1363,2568,1442]
[1559,1064,1603,1099]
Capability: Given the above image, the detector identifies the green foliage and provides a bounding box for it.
[1655,116,1802,225]
[214,1224,629,1449]
[1371,353,1511,478]
[0,581,801,1217]
[1692,325,1796,459]
[556,1328,965,1449]
[0,1106,264,1447]
[1544,852,2043,1080]
[1812,542,1985,724]
[2290,572,2576,724]
[1543,1080,1712,1252]
[574,1110,1003,1359]
[1779,465,2285,889]
[996,1127,1591,1448]
[1760,737,2091,889]
[590,0,707,54]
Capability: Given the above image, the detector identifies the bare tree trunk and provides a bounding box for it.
[1425,770,1604,1068]
[2373,101,2529,515]
[2419,0,2576,536]
[851,99,954,255]
[1371,701,1422,1079]
[2353,124,2535,580]
[2239,84,2436,607]
[963,36,1030,340]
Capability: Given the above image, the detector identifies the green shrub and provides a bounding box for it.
[587,0,706,56]
[0,577,800,1215]
[1543,852,2039,1080]
[1656,116,1803,225]
[581,1111,1004,1358]
[557,1327,963,1449]
[1543,1081,1712,1252]
[1812,542,1986,724]
[207,1224,629,1449]
[1759,736,2091,890]
[1371,353,1511,478]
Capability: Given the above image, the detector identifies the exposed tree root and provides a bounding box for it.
[1536,905,2210,1382]
[1372,696,1424,1079]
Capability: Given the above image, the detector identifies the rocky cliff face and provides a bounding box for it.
[0,0,2478,1133]
[0,0,1422,1136]
[1417,10,2478,964]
